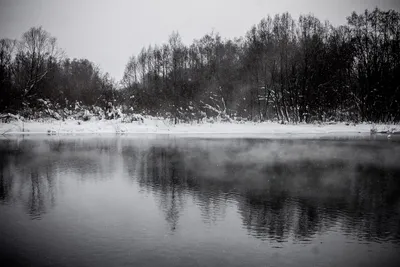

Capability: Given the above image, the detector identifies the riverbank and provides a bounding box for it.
[1,118,399,137]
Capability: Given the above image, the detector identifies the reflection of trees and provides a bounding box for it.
[23,164,57,218]
[236,160,400,243]
[342,165,400,243]
[127,139,400,244]
[135,146,188,232]
[0,156,13,202]
[28,169,43,217]
[127,144,230,231]
[0,157,54,218]
[196,190,228,225]
[239,191,294,241]
[6,159,57,218]
[0,139,120,219]
[294,200,322,239]
[2,138,400,244]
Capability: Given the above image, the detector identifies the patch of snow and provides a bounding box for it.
[1,115,399,138]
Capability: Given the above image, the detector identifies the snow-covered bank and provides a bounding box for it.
[1,118,399,138]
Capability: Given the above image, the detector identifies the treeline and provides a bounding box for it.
[0,27,116,118]
[1,8,400,123]
[120,8,400,122]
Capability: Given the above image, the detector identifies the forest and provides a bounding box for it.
[1,8,399,123]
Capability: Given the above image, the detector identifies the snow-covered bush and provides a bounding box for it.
[0,113,21,123]
[82,110,92,121]
[122,113,144,123]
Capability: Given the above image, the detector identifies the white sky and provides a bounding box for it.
[1,0,399,81]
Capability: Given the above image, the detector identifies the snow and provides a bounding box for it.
[1,118,399,138]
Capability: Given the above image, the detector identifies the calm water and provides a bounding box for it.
[1,136,400,267]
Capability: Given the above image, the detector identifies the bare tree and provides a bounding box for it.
[16,27,64,103]
[0,39,17,110]
[122,55,139,88]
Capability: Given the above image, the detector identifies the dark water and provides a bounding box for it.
[1,136,400,267]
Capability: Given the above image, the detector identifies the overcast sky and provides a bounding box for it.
[1,0,399,81]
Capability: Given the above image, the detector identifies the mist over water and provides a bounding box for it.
[1,137,400,267]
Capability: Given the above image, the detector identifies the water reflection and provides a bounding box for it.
[1,137,400,245]
[0,138,120,219]
[0,156,12,202]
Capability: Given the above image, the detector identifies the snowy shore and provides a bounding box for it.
[1,117,399,138]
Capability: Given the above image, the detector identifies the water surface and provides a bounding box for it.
[1,136,400,267]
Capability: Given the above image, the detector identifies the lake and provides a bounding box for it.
[1,136,400,267]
